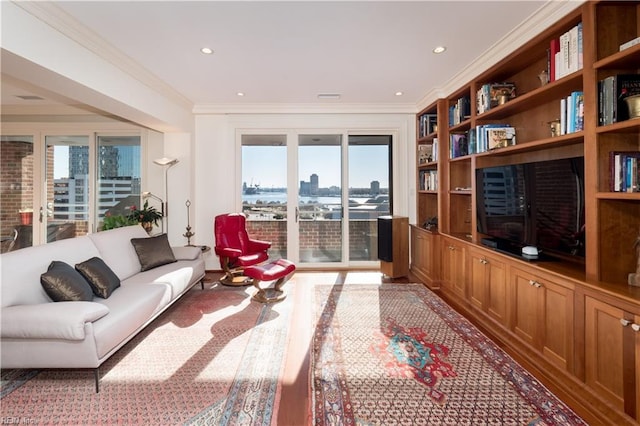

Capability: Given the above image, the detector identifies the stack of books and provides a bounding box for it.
[548,22,583,82]
[560,91,584,134]
[419,169,438,191]
[418,114,437,138]
[609,151,640,192]
[449,96,471,126]
[469,125,516,154]
[598,74,640,125]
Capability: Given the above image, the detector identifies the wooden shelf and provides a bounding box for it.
[413,3,640,424]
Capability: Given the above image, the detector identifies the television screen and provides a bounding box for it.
[476,156,585,260]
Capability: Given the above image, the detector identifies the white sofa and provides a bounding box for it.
[0,225,206,391]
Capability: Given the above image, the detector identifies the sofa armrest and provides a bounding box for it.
[1,302,110,341]
[171,246,202,261]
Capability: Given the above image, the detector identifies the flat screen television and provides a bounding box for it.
[476,156,585,261]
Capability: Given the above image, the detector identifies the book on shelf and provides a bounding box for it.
[476,82,517,114]
[449,96,471,126]
[598,74,640,125]
[620,36,640,51]
[432,138,439,163]
[471,124,515,153]
[417,144,433,164]
[549,22,582,81]
[486,126,516,150]
[419,169,438,191]
[418,113,437,138]
[559,91,584,135]
[609,151,640,192]
[449,132,469,159]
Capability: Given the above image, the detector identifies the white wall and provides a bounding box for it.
[194,113,416,270]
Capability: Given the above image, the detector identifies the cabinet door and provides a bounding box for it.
[442,238,466,299]
[540,278,574,371]
[485,255,507,327]
[410,229,426,275]
[511,266,574,370]
[469,249,508,327]
[511,268,541,348]
[469,250,488,310]
[585,296,626,412]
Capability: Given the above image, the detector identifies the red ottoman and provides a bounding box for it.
[243,259,296,303]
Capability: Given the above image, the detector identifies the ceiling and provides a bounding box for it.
[2,1,557,115]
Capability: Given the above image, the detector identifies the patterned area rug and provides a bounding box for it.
[311,284,587,425]
[0,284,293,425]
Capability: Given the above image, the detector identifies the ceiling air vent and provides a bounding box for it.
[317,93,341,100]
[16,95,45,101]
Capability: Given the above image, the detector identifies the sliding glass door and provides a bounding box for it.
[298,134,343,264]
[45,135,91,242]
[240,131,392,267]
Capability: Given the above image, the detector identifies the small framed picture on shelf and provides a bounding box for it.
[418,144,433,164]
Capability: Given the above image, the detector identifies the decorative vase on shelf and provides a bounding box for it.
[624,94,640,119]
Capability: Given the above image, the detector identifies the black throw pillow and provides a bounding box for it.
[41,261,94,302]
[130,233,177,271]
[76,257,121,299]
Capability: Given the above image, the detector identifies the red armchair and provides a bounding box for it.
[214,213,271,285]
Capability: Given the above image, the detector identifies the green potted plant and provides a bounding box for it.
[127,200,163,233]
[101,212,137,231]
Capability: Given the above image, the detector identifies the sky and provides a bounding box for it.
[242,145,389,189]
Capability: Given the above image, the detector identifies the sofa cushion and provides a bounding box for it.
[92,284,168,358]
[130,233,177,271]
[76,257,121,298]
[1,235,100,308]
[87,225,149,280]
[40,261,94,302]
[1,302,109,340]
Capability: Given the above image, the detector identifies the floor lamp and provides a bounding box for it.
[153,157,179,235]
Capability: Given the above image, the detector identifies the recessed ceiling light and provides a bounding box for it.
[395,91,404,96]
[200,47,213,54]
[237,92,245,97]
[433,46,446,54]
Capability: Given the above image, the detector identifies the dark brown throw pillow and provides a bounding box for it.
[130,233,177,271]
[75,257,121,299]
[41,261,94,302]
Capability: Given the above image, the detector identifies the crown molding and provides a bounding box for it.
[14,1,194,111]
[416,0,586,111]
[193,102,418,115]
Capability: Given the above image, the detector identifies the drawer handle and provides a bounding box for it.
[528,280,541,288]
[621,319,632,327]
[632,324,640,332]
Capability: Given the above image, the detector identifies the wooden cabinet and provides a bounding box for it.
[378,216,409,278]
[410,2,640,422]
[588,1,640,284]
[410,226,439,289]
[511,265,575,372]
[584,296,627,414]
[441,236,466,299]
[584,295,640,421]
[468,247,508,327]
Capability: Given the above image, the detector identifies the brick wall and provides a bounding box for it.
[1,141,34,238]
[246,219,378,261]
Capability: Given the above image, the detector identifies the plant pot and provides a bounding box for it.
[19,211,33,225]
[141,222,154,233]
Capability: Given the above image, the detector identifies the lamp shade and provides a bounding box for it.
[153,157,179,166]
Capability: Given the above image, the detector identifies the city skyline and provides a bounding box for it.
[242,144,390,189]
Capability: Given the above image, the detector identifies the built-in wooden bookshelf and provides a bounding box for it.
[411,2,640,424]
